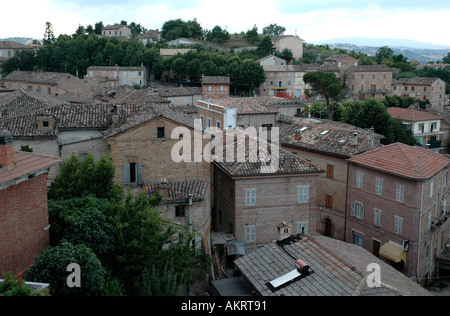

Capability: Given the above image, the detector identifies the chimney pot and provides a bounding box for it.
[0,130,15,169]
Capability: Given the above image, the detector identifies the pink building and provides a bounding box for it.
[346,143,450,282]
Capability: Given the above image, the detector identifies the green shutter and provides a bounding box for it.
[124,163,130,185]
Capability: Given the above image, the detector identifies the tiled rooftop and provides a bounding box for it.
[0,103,145,138]
[234,234,431,296]
[213,129,324,177]
[3,70,75,84]
[348,142,450,180]
[0,151,62,186]
[104,103,196,138]
[201,96,282,114]
[387,107,443,122]
[201,76,230,85]
[0,41,29,49]
[280,119,383,158]
[143,179,209,204]
[394,77,441,86]
[346,64,393,74]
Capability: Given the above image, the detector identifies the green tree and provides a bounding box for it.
[138,264,185,296]
[375,46,394,64]
[341,99,416,145]
[43,21,55,45]
[262,24,286,36]
[107,189,196,295]
[206,26,230,42]
[246,25,259,43]
[303,71,342,120]
[62,206,116,261]
[162,19,190,41]
[237,59,266,96]
[48,153,123,201]
[257,35,275,57]
[187,18,203,39]
[26,241,106,296]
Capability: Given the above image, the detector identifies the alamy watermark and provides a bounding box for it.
[170,119,280,174]
[66,263,81,288]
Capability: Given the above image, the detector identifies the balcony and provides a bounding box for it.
[358,89,391,94]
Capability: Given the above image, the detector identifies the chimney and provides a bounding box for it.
[158,179,170,199]
[295,130,302,141]
[0,130,15,170]
[368,127,374,149]
[284,152,292,166]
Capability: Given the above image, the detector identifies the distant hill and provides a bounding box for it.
[312,37,450,50]
[311,37,450,64]
[0,37,34,45]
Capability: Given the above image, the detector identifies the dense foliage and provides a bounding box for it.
[26,154,200,296]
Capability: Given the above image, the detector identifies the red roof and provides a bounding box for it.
[348,143,450,180]
[387,107,442,122]
[0,151,62,186]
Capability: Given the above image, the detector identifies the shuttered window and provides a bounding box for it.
[124,162,142,185]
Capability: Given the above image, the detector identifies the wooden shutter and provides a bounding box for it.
[123,163,130,185]
[137,163,143,185]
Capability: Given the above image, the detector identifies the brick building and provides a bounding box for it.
[104,104,212,251]
[392,77,447,113]
[86,65,148,88]
[346,143,450,281]
[2,70,104,102]
[344,64,393,100]
[201,75,230,100]
[212,130,324,247]
[280,118,382,241]
[0,130,62,276]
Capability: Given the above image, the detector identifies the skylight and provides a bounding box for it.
[320,130,329,135]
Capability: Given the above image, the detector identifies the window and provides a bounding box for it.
[428,212,432,230]
[396,185,404,202]
[297,222,308,235]
[375,178,383,195]
[124,162,142,185]
[245,189,256,206]
[43,121,49,128]
[394,216,403,235]
[326,165,334,178]
[430,180,434,198]
[220,86,224,92]
[216,120,221,130]
[245,225,255,243]
[353,232,363,247]
[208,86,212,92]
[175,205,186,217]
[356,172,363,189]
[418,123,425,133]
[157,127,165,139]
[374,209,382,227]
[298,185,309,203]
[206,118,212,128]
[351,202,365,219]
[326,195,333,209]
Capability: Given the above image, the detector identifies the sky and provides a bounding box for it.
[2,0,450,46]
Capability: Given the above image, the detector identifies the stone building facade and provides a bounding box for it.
[346,143,450,281]
[0,131,61,276]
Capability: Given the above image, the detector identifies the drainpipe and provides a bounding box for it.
[344,159,350,242]
[417,182,424,282]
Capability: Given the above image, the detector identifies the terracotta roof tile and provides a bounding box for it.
[280,119,383,158]
[348,142,450,180]
[143,179,209,204]
[213,129,324,177]
[387,107,443,122]
[0,151,62,186]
